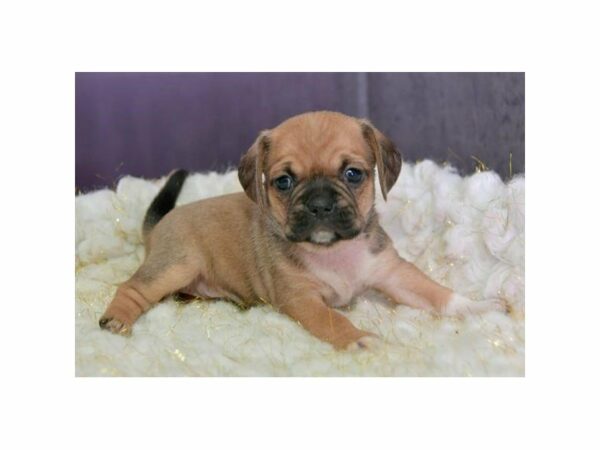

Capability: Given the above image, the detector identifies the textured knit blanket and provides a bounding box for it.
[75,161,525,376]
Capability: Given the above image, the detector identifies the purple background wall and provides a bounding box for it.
[75,72,524,191]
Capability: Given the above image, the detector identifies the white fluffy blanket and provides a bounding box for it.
[75,161,525,376]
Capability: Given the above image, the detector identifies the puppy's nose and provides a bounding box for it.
[306,195,335,218]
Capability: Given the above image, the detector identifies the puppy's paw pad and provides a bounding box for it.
[99,317,132,336]
[347,335,381,351]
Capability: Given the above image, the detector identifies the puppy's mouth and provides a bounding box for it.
[285,213,362,246]
[310,229,337,245]
[286,226,361,246]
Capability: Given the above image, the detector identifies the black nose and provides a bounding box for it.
[306,195,335,218]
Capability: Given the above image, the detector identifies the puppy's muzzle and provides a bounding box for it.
[286,178,361,245]
[305,190,336,219]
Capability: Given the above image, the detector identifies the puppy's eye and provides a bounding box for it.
[274,175,293,192]
[344,168,363,184]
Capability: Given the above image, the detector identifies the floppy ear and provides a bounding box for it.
[238,131,270,208]
[359,119,402,201]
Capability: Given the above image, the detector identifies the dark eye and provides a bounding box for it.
[274,175,293,192]
[344,168,363,184]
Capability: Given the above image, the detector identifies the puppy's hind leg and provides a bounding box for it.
[371,250,506,316]
[99,251,201,335]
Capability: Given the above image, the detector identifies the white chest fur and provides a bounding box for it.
[298,237,377,307]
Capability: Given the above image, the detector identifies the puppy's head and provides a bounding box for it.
[238,111,401,246]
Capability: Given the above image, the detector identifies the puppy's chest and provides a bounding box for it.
[299,239,376,307]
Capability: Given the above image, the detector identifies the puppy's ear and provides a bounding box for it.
[238,131,270,208]
[359,120,402,200]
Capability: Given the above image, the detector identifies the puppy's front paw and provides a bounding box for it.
[99,316,132,336]
[442,294,507,317]
[346,335,381,351]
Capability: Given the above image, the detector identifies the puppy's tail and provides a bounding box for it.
[142,169,189,236]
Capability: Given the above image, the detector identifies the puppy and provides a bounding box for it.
[99,111,504,349]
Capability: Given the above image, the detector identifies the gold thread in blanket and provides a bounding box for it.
[171,349,186,362]
[470,155,489,172]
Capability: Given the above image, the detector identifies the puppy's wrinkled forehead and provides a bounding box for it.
[267,112,372,177]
